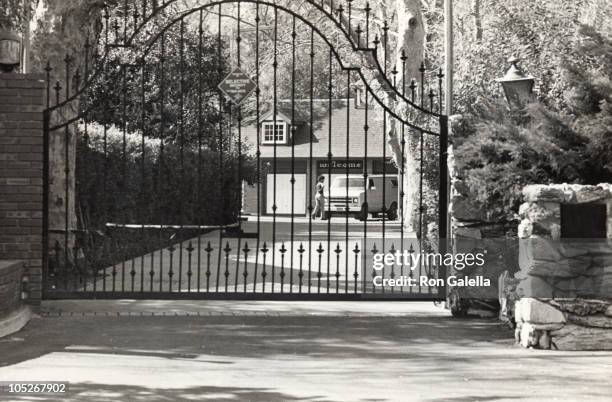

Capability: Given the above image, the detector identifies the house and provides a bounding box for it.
[241,94,398,216]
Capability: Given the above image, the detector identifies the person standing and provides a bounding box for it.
[312,175,326,220]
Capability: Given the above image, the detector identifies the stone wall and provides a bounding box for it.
[0,74,46,306]
[513,183,612,350]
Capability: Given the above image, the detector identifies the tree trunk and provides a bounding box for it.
[472,0,482,41]
[388,0,424,235]
[32,0,106,257]
[323,0,425,234]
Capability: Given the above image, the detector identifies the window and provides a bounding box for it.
[335,177,365,188]
[262,121,287,144]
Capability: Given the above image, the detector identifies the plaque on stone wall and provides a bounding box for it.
[560,203,607,238]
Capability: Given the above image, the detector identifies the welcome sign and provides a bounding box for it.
[317,160,363,171]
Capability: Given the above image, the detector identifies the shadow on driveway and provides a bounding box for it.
[1,314,611,401]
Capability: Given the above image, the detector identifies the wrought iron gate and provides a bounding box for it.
[42,0,449,300]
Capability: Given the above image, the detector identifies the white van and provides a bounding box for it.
[324,174,399,221]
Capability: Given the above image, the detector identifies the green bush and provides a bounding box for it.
[453,25,612,219]
[76,123,257,230]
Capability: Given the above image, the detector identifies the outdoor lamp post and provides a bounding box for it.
[0,30,22,73]
[496,56,535,109]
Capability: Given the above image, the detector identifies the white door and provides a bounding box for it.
[266,174,306,215]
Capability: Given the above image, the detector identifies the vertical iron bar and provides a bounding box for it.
[271,6,278,293]
[64,55,70,291]
[298,243,304,293]
[308,28,314,294]
[317,243,323,293]
[121,65,127,292]
[362,85,369,295]
[130,253,136,292]
[381,25,389,293]
[197,9,204,293]
[150,248,155,292]
[409,80,416,293]
[335,243,340,294]
[438,68,445,115]
[168,244,174,292]
[365,2,370,46]
[158,33,166,292]
[290,15,296,293]
[227,106,234,289]
[224,242,230,292]
[438,115,449,300]
[326,47,332,294]
[206,241,212,292]
[345,69,350,293]
[187,242,193,292]
[140,61,146,293]
[102,14,109,292]
[261,242,268,293]
[353,243,359,293]
[254,2,261,291]
[242,243,249,293]
[389,243,395,294]
[280,243,286,292]
[400,53,407,293]
[347,0,352,32]
[419,63,426,282]
[234,3,244,293]
[216,4,224,292]
[370,243,378,294]
[178,18,185,293]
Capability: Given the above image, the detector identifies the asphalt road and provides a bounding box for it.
[1,301,611,402]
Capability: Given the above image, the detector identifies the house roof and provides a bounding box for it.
[242,99,388,159]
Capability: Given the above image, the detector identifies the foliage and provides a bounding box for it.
[77,123,257,229]
[86,23,228,148]
[452,24,612,218]
[0,0,35,31]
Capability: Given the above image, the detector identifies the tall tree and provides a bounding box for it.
[31,1,108,254]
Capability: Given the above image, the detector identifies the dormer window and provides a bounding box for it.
[262,121,288,144]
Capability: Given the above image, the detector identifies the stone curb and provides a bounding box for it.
[39,310,435,318]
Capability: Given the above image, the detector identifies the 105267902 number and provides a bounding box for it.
[2,382,68,394]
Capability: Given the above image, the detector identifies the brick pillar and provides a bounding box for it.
[0,74,46,307]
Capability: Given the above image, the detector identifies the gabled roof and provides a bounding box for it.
[259,110,293,124]
[243,99,388,159]
[258,102,311,124]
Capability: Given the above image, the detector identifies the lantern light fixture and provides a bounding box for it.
[0,30,22,73]
[496,56,535,109]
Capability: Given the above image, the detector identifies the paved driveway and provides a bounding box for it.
[0,301,611,401]
[76,219,429,296]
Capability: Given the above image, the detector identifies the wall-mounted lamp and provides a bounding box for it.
[0,30,22,73]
